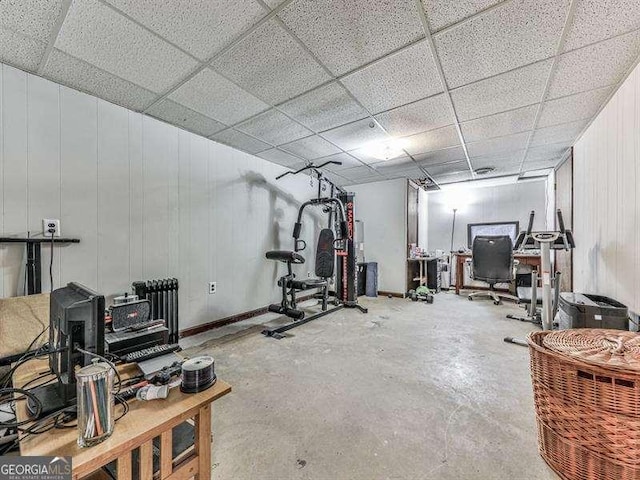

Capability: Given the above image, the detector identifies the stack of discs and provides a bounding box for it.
[180,355,216,393]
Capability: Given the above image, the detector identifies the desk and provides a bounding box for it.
[407,256,446,290]
[454,252,541,295]
[14,359,231,480]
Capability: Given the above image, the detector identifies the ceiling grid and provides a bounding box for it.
[1,0,639,187]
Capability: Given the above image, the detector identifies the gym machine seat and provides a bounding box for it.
[266,250,305,264]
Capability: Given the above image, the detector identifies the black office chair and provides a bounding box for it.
[467,235,519,305]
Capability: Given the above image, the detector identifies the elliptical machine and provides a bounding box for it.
[504,209,575,346]
[263,161,367,339]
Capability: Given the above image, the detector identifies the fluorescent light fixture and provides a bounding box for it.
[359,139,408,161]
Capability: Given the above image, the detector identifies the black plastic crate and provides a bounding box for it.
[556,293,628,330]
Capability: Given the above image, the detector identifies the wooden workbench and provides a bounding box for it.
[14,359,231,480]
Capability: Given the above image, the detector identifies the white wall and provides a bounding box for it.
[350,178,407,294]
[427,180,548,252]
[418,188,428,251]
[0,63,323,331]
[573,62,640,314]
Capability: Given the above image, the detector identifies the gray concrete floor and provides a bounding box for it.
[181,292,558,480]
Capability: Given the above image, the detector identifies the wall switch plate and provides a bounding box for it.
[42,219,61,237]
[209,282,217,294]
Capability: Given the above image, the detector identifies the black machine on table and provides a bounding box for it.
[504,209,575,347]
[263,161,367,339]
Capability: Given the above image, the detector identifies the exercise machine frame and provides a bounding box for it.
[263,162,367,338]
[504,209,575,346]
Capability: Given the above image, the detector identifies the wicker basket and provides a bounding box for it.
[528,330,640,480]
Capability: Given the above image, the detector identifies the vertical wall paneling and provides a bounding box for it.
[97,100,130,296]
[27,75,60,292]
[177,130,191,326]
[128,111,144,283]
[574,62,640,314]
[0,61,321,330]
[2,66,29,296]
[60,88,98,290]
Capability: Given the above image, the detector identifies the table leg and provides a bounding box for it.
[195,404,212,480]
[117,451,132,480]
[160,429,173,479]
[140,440,154,479]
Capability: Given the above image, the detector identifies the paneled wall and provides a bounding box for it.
[0,63,322,330]
[573,62,640,314]
[350,179,407,294]
[427,180,548,252]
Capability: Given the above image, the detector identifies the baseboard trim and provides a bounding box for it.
[179,294,316,338]
[378,291,404,298]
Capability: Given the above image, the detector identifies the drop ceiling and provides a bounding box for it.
[1,0,639,187]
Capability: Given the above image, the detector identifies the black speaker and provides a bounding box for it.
[110,299,151,331]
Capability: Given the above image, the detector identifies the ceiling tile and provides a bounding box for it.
[548,30,640,99]
[538,86,612,128]
[425,161,470,176]
[402,125,460,156]
[471,150,525,169]
[55,0,199,93]
[104,0,266,61]
[43,49,158,111]
[317,152,363,171]
[434,0,569,88]
[0,27,46,72]
[0,0,64,42]
[280,135,341,160]
[257,148,305,167]
[460,104,537,142]
[278,0,424,76]
[422,0,503,32]
[466,131,529,157]
[434,171,473,184]
[168,68,268,125]
[350,148,412,166]
[525,143,570,162]
[375,94,453,138]
[146,99,226,137]
[339,165,382,181]
[450,59,553,121]
[278,82,368,132]
[211,128,272,154]
[341,41,443,114]
[321,169,349,187]
[414,146,467,166]
[322,117,389,151]
[530,120,588,147]
[210,19,331,105]
[379,165,425,180]
[236,109,312,145]
[523,158,562,172]
[563,0,640,52]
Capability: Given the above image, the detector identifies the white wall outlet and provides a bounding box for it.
[42,219,61,237]
[307,272,312,278]
[209,282,217,294]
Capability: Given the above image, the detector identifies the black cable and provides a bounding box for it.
[49,233,54,291]
[75,347,122,394]
[0,388,41,426]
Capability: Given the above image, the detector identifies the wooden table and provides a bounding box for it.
[454,252,541,295]
[14,359,231,480]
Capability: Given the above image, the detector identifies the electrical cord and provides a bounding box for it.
[49,232,54,291]
[74,347,122,394]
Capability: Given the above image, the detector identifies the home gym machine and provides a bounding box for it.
[262,161,367,339]
[503,209,575,346]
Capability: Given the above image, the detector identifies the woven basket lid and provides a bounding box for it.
[542,329,640,372]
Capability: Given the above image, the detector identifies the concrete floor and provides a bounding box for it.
[181,292,558,480]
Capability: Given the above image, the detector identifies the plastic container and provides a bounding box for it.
[76,360,115,447]
[556,293,628,331]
